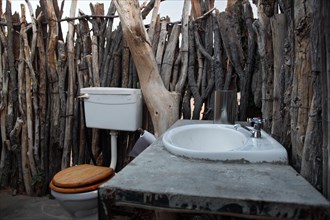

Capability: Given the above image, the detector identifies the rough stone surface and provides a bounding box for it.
[99,120,330,219]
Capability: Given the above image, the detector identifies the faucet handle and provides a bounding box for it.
[247,117,264,127]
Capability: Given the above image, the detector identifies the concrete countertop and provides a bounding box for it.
[99,120,329,219]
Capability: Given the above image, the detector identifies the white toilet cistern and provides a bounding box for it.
[79,87,155,170]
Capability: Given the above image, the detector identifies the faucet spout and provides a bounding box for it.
[235,117,263,138]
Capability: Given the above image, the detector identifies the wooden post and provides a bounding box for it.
[270,14,286,140]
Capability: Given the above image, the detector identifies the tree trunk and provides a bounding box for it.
[156,19,168,72]
[321,0,330,199]
[253,0,275,132]
[270,14,287,140]
[175,0,190,93]
[0,24,8,186]
[290,0,313,171]
[217,10,244,108]
[44,0,61,179]
[276,0,294,150]
[36,12,48,184]
[161,24,181,90]
[61,0,77,169]
[299,0,323,193]
[114,0,180,136]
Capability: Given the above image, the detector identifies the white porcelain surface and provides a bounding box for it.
[80,87,142,131]
[51,190,98,219]
[162,124,288,163]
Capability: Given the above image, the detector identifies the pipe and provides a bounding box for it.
[109,130,118,170]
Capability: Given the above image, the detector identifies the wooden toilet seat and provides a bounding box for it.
[50,164,115,194]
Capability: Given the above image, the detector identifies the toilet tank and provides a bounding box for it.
[80,87,143,131]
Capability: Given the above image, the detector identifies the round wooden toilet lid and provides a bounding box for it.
[52,164,114,188]
[50,176,112,193]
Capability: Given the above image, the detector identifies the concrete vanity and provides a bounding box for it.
[98,120,329,219]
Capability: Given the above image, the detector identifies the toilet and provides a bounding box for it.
[50,87,143,219]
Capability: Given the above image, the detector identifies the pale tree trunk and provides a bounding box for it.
[156,19,168,72]
[18,30,32,194]
[89,3,103,162]
[21,125,32,195]
[114,0,180,136]
[147,0,160,43]
[26,0,40,171]
[21,5,37,177]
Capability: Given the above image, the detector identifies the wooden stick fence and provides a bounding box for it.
[0,0,328,199]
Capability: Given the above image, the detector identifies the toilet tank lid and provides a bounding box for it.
[81,87,141,95]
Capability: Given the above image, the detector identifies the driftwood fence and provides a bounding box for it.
[0,0,329,200]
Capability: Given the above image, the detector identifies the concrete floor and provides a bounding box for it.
[0,189,73,220]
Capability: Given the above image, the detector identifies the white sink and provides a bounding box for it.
[162,123,288,164]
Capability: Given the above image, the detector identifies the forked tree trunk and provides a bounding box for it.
[114,0,180,136]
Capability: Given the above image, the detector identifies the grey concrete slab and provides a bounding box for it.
[99,119,330,219]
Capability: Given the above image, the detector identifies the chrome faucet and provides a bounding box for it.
[234,117,263,138]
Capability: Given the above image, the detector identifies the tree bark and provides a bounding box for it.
[290,0,313,171]
[114,0,180,136]
[147,0,160,44]
[216,11,244,98]
[36,12,47,177]
[0,24,8,186]
[276,0,294,149]
[62,0,77,169]
[21,5,37,177]
[300,0,323,193]
[17,30,32,194]
[270,14,286,140]
[321,0,330,199]
[161,24,180,90]
[156,19,168,72]
[243,1,256,119]
[253,0,275,132]
[44,0,61,179]
[175,0,190,93]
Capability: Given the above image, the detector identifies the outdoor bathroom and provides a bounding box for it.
[0,0,330,219]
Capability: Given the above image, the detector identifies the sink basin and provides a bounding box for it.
[162,123,288,164]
